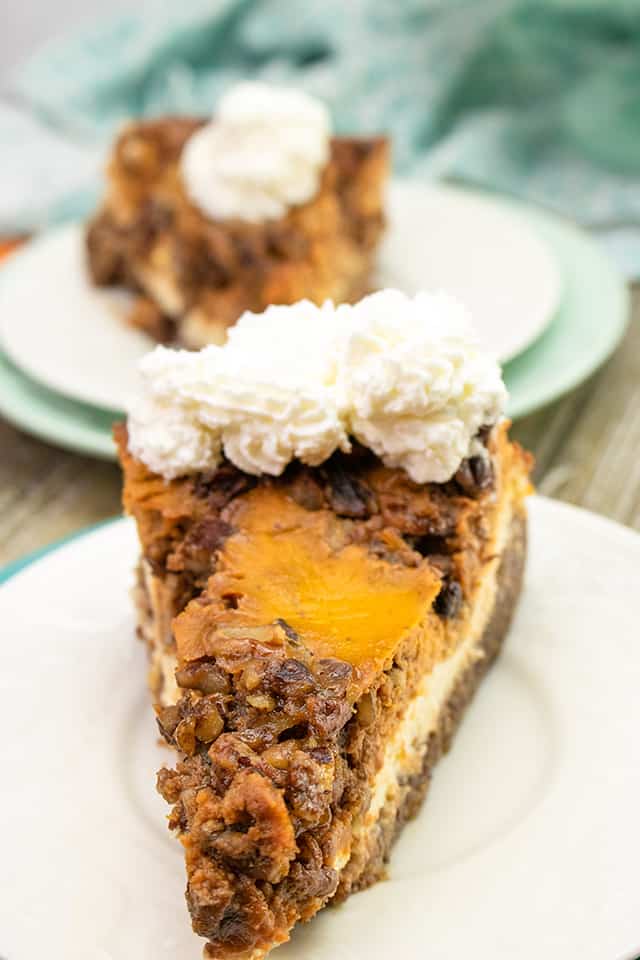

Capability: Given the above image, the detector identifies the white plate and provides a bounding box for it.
[0,182,561,412]
[0,224,145,411]
[375,182,561,363]
[1,496,638,960]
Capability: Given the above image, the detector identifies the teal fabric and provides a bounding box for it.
[4,0,640,272]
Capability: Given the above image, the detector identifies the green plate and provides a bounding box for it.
[0,202,629,460]
[0,350,118,459]
[502,205,629,419]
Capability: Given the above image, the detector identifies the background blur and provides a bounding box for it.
[2,0,640,273]
[0,0,122,75]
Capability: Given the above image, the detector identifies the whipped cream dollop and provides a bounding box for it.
[180,82,331,222]
[128,290,507,484]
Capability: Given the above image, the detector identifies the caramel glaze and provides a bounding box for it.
[117,422,532,701]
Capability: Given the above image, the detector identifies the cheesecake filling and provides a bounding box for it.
[334,482,516,875]
[361,634,481,836]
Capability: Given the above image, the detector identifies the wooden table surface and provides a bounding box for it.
[0,288,638,569]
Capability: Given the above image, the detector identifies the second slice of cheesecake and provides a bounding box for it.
[87,83,388,348]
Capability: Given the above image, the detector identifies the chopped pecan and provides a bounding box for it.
[176,659,231,694]
[206,770,296,883]
[265,658,316,697]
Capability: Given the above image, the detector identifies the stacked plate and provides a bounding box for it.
[0,181,628,459]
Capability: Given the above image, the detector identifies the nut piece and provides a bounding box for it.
[176,660,230,695]
[267,658,316,695]
[316,658,352,695]
[157,704,181,738]
[174,717,197,755]
[357,692,376,727]
[242,662,264,692]
[195,706,224,743]
[246,693,276,711]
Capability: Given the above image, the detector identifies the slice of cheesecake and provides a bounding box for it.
[118,291,532,958]
[87,85,388,349]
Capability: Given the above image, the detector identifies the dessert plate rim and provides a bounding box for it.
[1,494,639,960]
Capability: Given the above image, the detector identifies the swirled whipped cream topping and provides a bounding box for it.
[180,82,331,222]
[128,290,507,484]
